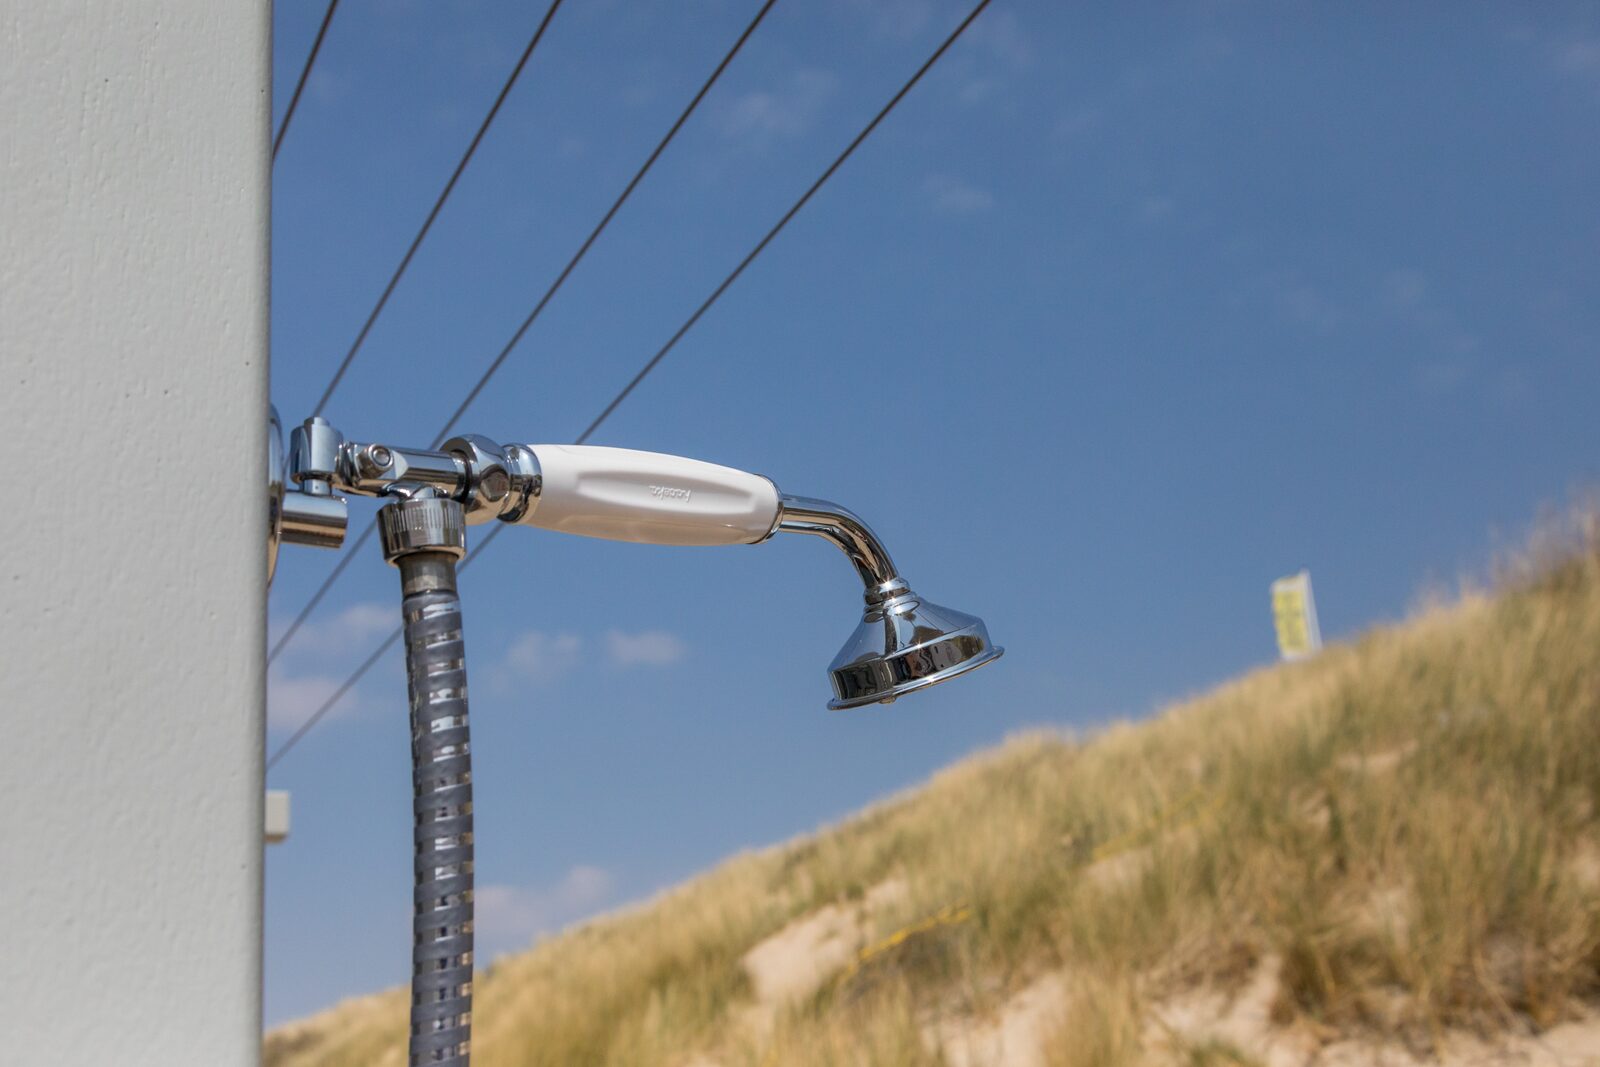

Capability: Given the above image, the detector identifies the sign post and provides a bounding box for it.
[1271,570,1323,661]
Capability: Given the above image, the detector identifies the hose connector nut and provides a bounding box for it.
[378,495,467,564]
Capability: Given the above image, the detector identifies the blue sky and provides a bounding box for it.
[265,0,1600,1027]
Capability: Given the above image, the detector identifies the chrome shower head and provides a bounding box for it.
[776,497,1003,709]
[825,583,1003,709]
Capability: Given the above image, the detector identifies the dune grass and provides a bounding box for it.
[267,513,1600,1066]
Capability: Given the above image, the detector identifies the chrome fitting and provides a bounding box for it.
[355,443,393,480]
[776,495,901,592]
[442,435,541,525]
[378,494,467,564]
[498,443,542,525]
[271,408,348,582]
[288,416,343,496]
[442,434,508,525]
[338,442,465,498]
[281,492,347,550]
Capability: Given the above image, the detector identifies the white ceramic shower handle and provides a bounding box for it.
[517,444,781,546]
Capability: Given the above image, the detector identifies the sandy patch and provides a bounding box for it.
[1153,956,1600,1067]
[1315,1019,1600,1066]
[924,972,1068,1067]
[1085,842,1156,890]
[1083,823,1200,892]
[1336,740,1418,776]
[741,903,862,1007]
[1569,839,1600,892]
[1152,954,1315,1067]
[739,877,909,1008]
[707,871,1600,1067]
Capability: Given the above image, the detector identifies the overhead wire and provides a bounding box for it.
[268,0,778,666]
[273,0,341,164]
[574,0,992,445]
[266,0,994,770]
[268,0,569,662]
[429,0,782,446]
[309,0,566,417]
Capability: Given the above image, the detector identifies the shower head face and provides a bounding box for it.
[827,591,1003,710]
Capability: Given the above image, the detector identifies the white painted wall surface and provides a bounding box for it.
[1,4,269,1064]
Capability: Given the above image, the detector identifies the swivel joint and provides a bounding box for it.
[441,435,541,525]
[269,412,547,582]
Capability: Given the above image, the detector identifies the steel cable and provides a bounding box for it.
[309,0,566,417]
[268,0,777,667]
[273,0,341,164]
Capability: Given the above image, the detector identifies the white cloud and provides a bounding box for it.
[264,602,403,733]
[339,601,398,637]
[1505,23,1600,88]
[605,629,688,667]
[307,67,346,106]
[500,631,583,684]
[1381,269,1479,356]
[1226,269,1342,335]
[268,601,395,659]
[923,174,994,215]
[267,667,363,734]
[1053,105,1104,141]
[842,0,936,41]
[1138,195,1176,224]
[960,77,996,105]
[488,628,689,690]
[1280,284,1342,333]
[1382,269,1429,310]
[968,9,1034,70]
[1189,31,1236,67]
[1556,39,1600,76]
[475,866,616,958]
[424,102,464,131]
[1416,359,1471,396]
[719,68,838,146]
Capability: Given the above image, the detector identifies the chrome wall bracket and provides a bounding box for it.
[267,409,541,582]
[269,408,349,581]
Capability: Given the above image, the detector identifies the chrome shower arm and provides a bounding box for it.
[774,495,903,597]
[271,419,1000,711]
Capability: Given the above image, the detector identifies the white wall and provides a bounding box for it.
[0,4,270,1064]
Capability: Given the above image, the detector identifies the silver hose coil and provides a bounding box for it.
[402,585,474,1066]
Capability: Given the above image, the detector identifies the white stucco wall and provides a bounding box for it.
[1,4,269,1064]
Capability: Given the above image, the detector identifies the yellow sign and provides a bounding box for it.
[1271,570,1322,661]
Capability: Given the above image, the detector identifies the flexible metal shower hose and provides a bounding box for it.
[401,573,474,1065]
